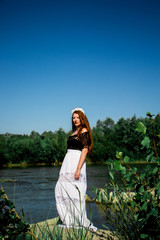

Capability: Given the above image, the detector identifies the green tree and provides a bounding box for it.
[0,135,7,166]
[114,116,144,159]
[54,128,67,162]
[91,117,116,162]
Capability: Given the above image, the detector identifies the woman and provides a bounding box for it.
[55,107,97,231]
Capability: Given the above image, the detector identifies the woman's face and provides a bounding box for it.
[72,113,81,128]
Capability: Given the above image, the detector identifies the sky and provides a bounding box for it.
[0,0,160,134]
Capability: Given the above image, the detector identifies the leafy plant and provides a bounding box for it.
[94,112,160,239]
[0,187,36,240]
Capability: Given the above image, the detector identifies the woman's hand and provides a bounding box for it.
[74,168,81,180]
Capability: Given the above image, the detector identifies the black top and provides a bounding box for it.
[67,132,91,151]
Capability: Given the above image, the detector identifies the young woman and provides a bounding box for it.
[55,107,97,231]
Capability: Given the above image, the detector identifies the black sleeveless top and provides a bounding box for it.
[67,132,91,151]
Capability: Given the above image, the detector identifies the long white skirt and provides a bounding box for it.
[55,149,91,228]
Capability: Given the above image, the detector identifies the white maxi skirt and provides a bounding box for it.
[55,149,92,228]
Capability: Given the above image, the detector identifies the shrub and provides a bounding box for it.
[94,112,160,240]
[0,187,36,240]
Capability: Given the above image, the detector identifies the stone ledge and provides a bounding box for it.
[30,217,118,240]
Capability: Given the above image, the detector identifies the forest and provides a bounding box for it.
[0,114,160,167]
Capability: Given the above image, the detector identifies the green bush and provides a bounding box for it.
[94,113,160,240]
[0,188,32,240]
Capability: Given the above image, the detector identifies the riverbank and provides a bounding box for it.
[2,161,61,168]
[30,217,118,240]
[1,160,150,169]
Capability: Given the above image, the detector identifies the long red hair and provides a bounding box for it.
[72,110,93,154]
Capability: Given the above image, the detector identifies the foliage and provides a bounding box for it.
[0,128,67,166]
[94,113,160,240]
[0,114,160,166]
[91,114,160,162]
[0,188,32,240]
[91,118,116,162]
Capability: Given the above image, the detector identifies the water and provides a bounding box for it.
[0,163,154,229]
[0,165,109,229]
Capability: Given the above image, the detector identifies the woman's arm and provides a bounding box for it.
[74,147,88,180]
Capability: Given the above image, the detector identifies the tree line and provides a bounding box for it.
[0,114,160,167]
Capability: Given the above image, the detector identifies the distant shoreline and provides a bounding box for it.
[1,160,153,169]
[1,162,61,169]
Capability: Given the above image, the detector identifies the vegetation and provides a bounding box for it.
[0,186,97,240]
[31,218,96,240]
[0,128,67,167]
[0,187,114,240]
[0,187,37,240]
[94,112,160,239]
[0,189,98,240]
[1,114,160,167]
[1,112,160,239]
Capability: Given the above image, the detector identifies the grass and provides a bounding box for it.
[30,217,117,240]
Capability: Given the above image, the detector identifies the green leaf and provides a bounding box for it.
[136,122,146,134]
[126,176,130,181]
[157,189,160,196]
[131,201,136,208]
[140,234,149,238]
[154,157,160,163]
[139,173,145,181]
[157,134,160,138]
[141,136,150,148]
[135,193,141,200]
[116,151,123,159]
[155,184,160,190]
[7,200,15,209]
[121,166,126,174]
[141,202,147,210]
[146,112,152,117]
[124,156,130,163]
[127,183,133,190]
[114,160,122,171]
[141,191,148,202]
[146,152,154,162]
[139,186,145,193]
[134,213,139,221]
[152,167,158,174]
[132,167,137,173]
[150,208,158,217]
[109,171,114,180]
[125,171,132,181]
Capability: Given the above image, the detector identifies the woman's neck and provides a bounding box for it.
[74,126,81,134]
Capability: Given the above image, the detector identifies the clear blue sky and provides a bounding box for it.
[0,0,160,134]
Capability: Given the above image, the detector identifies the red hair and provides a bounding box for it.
[72,110,93,154]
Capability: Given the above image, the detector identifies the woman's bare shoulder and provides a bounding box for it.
[81,128,88,133]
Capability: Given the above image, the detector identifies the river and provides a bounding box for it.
[0,163,150,229]
[0,165,110,229]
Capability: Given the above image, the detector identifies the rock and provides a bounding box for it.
[30,217,118,240]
